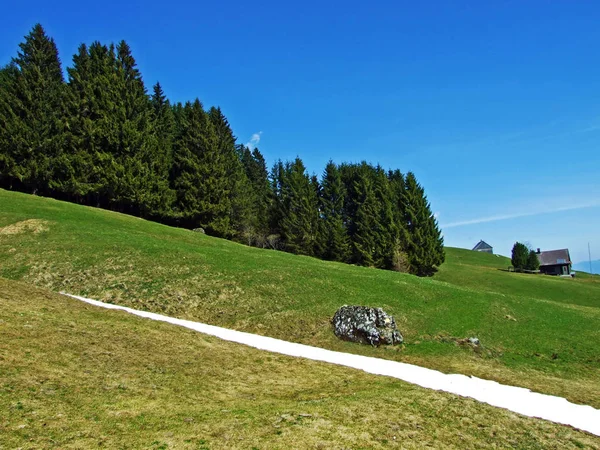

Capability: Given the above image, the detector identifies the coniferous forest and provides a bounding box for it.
[0,25,445,276]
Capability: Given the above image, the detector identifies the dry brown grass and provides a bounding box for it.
[1,277,599,449]
[1,188,599,417]
[0,219,51,236]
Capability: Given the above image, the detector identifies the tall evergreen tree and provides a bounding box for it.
[109,41,172,216]
[65,42,121,205]
[310,173,327,258]
[0,24,67,194]
[387,169,411,272]
[208,107,253,236]
[371,165,399,269]
[171,101,199,222]
[320,160,350,262]
[171,99,231,235]
[278,158,320,255]
[403,172,445,276]
[339,162,396,268]
[151,83,175,170]
[240,145,271,241]
[268,159,286,239]
[249,148,271,234]
[349,164,380,267]
[0,63,24,190]
[149,81,176,217]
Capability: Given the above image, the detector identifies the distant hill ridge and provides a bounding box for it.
[573,260,600,275]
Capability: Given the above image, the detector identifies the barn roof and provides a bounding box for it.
[472,240,493,251]
[537,249,571,266]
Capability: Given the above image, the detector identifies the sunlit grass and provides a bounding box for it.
[1,188,599,409]
[1,278,598,448]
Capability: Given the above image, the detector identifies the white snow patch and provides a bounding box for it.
[63,292,600,436]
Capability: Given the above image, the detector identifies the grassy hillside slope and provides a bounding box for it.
[2,278,599,449]
[436,248,600,308]
[1,189,599,409]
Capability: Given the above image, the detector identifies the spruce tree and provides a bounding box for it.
[208,106,252,237]
[320,160,350,262]
[240,145,271,242]
[111,40,171,217]
[311,173,327,258]
[172,99,231,235]
[0,63,24,190]
[387,169,411,272]
[151,83,175,172]
[279,158,320,255]
[149,81,177,218]
[268,159,286,240]
[249,148,271,234]
[0,24,67,194]
[171,101,200,223]
[65,42,122,206]
[349,164,380,267]
[371,165,399,269]
[403,172,445,276]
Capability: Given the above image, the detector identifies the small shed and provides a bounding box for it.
[536,248,572,276]
[472,240,493,254]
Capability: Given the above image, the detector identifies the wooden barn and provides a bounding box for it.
[536,248,572,276]
[472,240,493,254]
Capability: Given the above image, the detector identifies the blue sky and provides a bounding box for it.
[2,1,599,264]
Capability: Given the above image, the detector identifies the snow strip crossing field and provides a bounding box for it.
[63,293,600,437]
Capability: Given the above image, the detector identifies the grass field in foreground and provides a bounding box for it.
[1,278,599,449]
[0,188,599,410]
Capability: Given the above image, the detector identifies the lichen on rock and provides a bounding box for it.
[332,305,403,346]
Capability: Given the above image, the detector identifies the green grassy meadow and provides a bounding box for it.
[0,188,599,414]
[3,278,600,448]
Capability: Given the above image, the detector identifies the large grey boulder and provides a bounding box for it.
[332,305,403,346]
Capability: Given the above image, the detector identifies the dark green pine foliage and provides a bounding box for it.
[0,24,67,194]
[320,160,350,262]
[240,145,271,240]
[172,99,231,235]
[268,159,286,239]
[387,169,411,272]
[208,107,251,237]
[65,42,121,205]
[150,81,176,216]
[278,158,320,255]
[250,148,271,234]
[171,101,200,222]
[348,164,380,267]
[0,63,23,190]
[112,41,171,216]
[403,172,445,276]
[371,165,399,269]
[310,173,327,258]
[171,101,186,138]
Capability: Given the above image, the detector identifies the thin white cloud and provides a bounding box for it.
[508,119,600,147]
[579,124,600,133]
[417,117,600,156]
[246,131,263,149]
[441,202,600,229]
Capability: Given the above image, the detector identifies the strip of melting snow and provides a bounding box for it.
[63,293,600,437]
